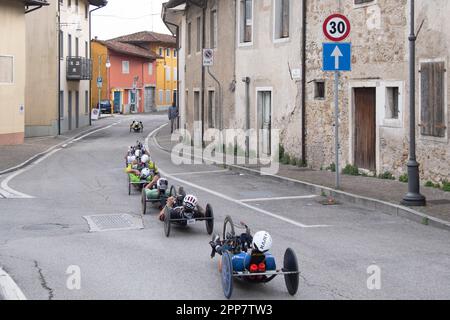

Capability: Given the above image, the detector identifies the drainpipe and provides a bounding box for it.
[243,76,250,157]
[301,0,307,165]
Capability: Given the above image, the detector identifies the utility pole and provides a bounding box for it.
[402,0,426,206]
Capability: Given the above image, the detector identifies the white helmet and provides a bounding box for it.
[128,155,136,163]
[135,149,142,158]
[141,154,150,164]
[140,168,151,179]
[252,231,272,253]
[183,195,198,211]
[157,178,168,190]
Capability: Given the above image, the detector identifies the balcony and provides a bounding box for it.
[66,57,92,81]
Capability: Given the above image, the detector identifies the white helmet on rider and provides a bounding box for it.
[183,195,198,211]
[141,154,150,164]
[252,231,272,253]
[127,156,135,164]
[140,168,151,179]
[157,178,168,191]
[135,149,142,158]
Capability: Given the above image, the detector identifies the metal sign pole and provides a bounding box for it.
[334,71,340,189]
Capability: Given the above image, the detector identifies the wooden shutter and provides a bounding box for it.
[420,62,446,137]
[433,62,446,137]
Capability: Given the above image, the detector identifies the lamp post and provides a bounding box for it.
[402,0,426,207]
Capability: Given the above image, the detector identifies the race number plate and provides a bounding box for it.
[187,219,196,226]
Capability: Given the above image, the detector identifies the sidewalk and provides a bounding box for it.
[154,125,450,228]
[0,116,119,174]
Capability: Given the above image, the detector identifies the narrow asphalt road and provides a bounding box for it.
[0,114,449,300]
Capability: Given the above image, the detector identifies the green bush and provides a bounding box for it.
[443,180,450,192]
[326,163,336,172]
[378,171,395,180]
[425,181,435,188]
[279,144,285,160]
[342,164,360,176]
[298,159,307,168]
[290,157,297,166]
[399,174,408,183]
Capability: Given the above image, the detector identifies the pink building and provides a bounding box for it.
[102,40,159,113]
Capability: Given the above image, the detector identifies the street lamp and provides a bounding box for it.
[402,0,426,207]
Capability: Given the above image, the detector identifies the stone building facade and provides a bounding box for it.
[164,0,450,183]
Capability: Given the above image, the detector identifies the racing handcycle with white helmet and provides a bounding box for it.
[130,120,144,133]
[141,178,177,214]
[161,193,214,238]
[209,215,300,299]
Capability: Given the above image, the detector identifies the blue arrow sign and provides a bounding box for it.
[323,43,351,71]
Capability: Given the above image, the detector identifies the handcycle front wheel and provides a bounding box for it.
[164,206,171,237]
[221,251,233,299]
[205,204,214,235]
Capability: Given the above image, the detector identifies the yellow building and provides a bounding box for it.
[90,39,109,109]
[152,44,178,110]
[0,0,48,145]
[109,31,177,111]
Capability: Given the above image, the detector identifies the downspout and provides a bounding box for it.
[301,0,307,165]
[89,4,106,126]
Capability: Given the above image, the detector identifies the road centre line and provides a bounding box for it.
[146,126,331,229]
[171,169,230,176]
[240,195,319,202]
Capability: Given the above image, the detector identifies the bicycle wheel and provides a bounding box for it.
[222,215,235,241]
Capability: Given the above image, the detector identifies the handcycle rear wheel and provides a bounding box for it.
[283,248,299,296]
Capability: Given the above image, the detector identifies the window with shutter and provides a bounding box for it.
[420,61,446,138]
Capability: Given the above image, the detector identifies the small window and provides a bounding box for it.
[354,0,375,4]
[75,37,79,57]
[166,90,171,104]
[85,3,89,19]
[68,0,71,7]
[85,91,89,114]
[165,67,171,81]
[159,90,164,103]
[148,63,153,75]
[174,50,177,58]
[75,0,79,12]
[194,91,200,121]
[314,80,325,100]
[159,48,163,56]
[166,48,171,57]
[173,67,177,81]
[420,61,446,138]
[210,9,218,48]
[0,56,13,84]
[59,31,64,59]
[239,0,253,43]
[85,41,88,58]
[385,87,399,119]
[68,34,72,57]
[122,61,129,74]
[196,17,202,52]
[274,0,290,40]
[187,22,192,55]
[59,91,64,119]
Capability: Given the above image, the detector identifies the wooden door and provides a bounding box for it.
[354,88,376,170]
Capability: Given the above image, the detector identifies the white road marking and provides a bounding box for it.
[0,267,27,300]
[0,121,121,199]
[171,169,230,176]
[240,195,319,202]
[146,127,330,229]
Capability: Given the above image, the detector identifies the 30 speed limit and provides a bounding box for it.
[323,14,351,42]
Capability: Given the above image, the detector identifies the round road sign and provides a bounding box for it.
[323,14,351,42]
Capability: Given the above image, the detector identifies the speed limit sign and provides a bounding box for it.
[323,14,351,42]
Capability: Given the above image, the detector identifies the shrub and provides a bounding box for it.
[279,144,285,160]
[399,174,408,183]
[378,171,395,180]
[425,181,435,188]
[342,164,360,176]
[290,157,297,166]
[443,180,450,192]
[326,163,336,172]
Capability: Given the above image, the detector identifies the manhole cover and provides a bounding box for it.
[83,214,143,232]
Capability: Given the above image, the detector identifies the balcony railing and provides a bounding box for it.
[66,57,92,81]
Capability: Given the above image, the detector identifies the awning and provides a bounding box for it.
[165,0,186,9]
